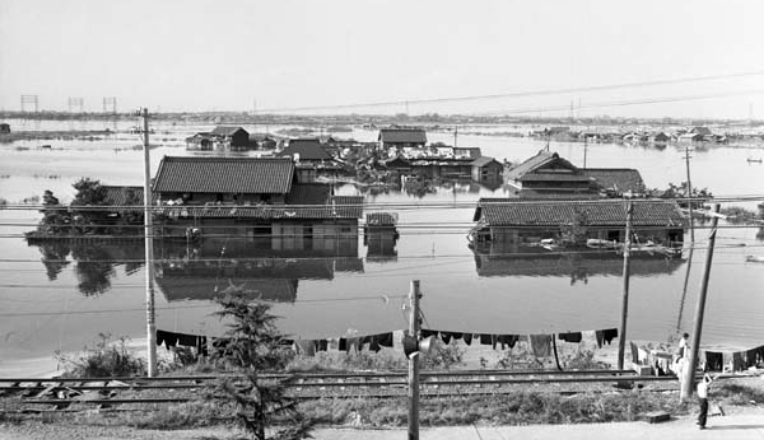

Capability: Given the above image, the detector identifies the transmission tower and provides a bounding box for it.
[103,97,117,114]
[68,97,84,113]
[20,95,39,112]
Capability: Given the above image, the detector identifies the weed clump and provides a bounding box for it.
[55,333,146,378]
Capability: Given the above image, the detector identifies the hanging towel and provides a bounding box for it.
[530,334,552,358]
[558,332,582,343]
[317,340,328,352]
[603,328,618,345]
[338,338,347,351]
[630,342,640,365]
[498,335,519,350]
[421,329,439,339]
[295,339,316,356]
[480,334,493,345]
[178,333,197,348]
[377,332,394,348]
[463,333,473,346]
[369,335,381,353]
[441,332,452,345]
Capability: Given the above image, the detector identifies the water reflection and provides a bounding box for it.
[28,239,144,295]
[472,242,684,284]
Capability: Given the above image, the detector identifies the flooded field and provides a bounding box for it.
[1,118,763,377]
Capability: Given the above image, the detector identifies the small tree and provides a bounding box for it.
[212,290,313,440]
[70,178,108,233]
[559,208,590,247]
[38,190,72,234]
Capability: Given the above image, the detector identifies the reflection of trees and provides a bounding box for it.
[34,241,71,281]
[71,245,115,296]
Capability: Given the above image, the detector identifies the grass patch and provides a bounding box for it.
[55,333,147,378]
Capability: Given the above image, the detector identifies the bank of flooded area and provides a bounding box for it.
[1,119,763,377]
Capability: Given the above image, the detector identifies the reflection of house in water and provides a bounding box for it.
[154,243,364,303]
[364,213,399,261]
[472,243,684,283]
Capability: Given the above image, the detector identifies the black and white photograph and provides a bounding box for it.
[1,1,763,438]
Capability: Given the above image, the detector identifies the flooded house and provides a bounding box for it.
[185,132,214,151]
[506,150,645,197]
[378,126,427,156]
[276,138,344,182]
[471,156,504,183]
[151,156,363,245]
[364,212,399,261]
[248,133,278,150]
[210,125,250,150]
[469,198,686,251]
[454,147,482,160]
[0,122,10,134]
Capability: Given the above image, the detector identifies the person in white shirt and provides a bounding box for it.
[697,373,715,429]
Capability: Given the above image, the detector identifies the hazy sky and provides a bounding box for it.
[1,0,763,118]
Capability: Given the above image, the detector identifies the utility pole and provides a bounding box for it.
[453,126,458,149]
[681,204,721,402]
[583,138,588,169]
[617,200,633,370]
[140,108,158,377]
[684,145,695,243]
[408,280,421,440]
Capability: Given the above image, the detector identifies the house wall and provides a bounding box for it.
[158,192,287,205]
[472,162,503,181]
[485,225,680,247]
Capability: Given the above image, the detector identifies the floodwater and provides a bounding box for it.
[1,118,763,377]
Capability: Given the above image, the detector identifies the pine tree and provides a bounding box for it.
[211,290,313,440]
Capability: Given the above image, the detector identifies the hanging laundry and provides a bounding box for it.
[441,333,452,345]
[479,334,493,346]
[498,335,519,350]
[421,329,439,339]
[450,333,463,341]
[705,351,723,371]
[178,333,198,348]
[530,334,552,358]
[463,333,473,346]
[377,332,394,348]
[558,332,582,343]
[317,340,328,352]
[596,328,618,347]
[339,338,347,352]
[368,335,381,353]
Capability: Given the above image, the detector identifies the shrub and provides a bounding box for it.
[55,333,145,378]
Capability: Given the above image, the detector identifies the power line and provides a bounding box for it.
[254,70,764,113]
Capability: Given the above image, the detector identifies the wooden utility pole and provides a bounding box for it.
[617,200,633,370]
[681,204,721,401]
[408,280,421,440]
[141,108,158,377]
[684,145,695,243]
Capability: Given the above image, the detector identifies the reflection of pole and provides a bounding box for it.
[681,204,720,402]
[141,108,157,377]
[617,200,633,370]
[675,247,695,333]
[408,280,421,440]
[583,138,588,169]
[684,145,695,243]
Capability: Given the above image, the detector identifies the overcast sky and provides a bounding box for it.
[1,0,763,118]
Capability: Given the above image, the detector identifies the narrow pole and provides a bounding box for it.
[681,204,721,401]
[408,280,421,440]
[142,108,157,377]
[617,200,633,370]
[684,145,695,243]
[453,126,458,149]
[675,247,695,333]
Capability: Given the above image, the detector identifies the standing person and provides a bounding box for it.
[697,373,715,430]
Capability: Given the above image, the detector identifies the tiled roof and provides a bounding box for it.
[153,156,294,194]
[211,126,248,137]
[278,138,333,161]
[474,199,686,227]
[331,196,364,218]
[582,169,645,194]
[518,172,590,182]
[378,128,427,144]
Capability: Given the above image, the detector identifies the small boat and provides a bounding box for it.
[586,238,617,249]
[746,255,764,263]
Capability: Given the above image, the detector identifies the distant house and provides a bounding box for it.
[679,133,705,143]
[431,142,454,157]
[185,132,214,151]
[378,127,427,155]
[277,138,342,182]
[471,156,504,182]
[0,122,10,134]
[249,133,278,150]
[506,150,646,197]
[648,132,671,143]
[382,156,412,172]
[151,156,363,241]
[505,151,592,193]
[470,199,686,249]
[210,126,250,149]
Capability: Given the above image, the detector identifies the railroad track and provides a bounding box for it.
[0,369,704,412]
